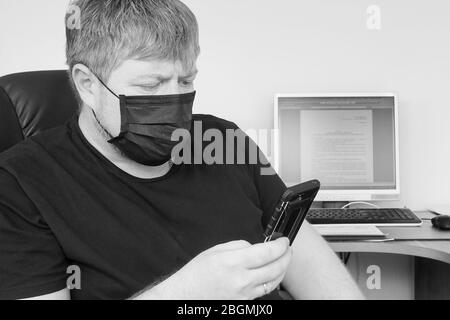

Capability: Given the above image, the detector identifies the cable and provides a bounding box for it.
[341,202,381,209]
[338,252,352,265]
[355,253,361,283]
[344,252,352,265]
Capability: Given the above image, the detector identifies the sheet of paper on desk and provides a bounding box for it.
[429,205,450,216]
[313,225,386,237]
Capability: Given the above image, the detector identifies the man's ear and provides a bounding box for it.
[71,64,98,111]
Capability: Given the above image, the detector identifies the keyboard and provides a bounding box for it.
[306,208,422,226]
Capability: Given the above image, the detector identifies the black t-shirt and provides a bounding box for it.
[0,114,287,300]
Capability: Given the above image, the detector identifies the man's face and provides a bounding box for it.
[94,59,198,139]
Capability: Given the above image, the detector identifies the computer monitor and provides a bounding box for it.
[274,93,400,202]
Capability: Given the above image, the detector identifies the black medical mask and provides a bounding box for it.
[94,77,196,166]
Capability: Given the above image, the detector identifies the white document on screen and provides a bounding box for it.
[300,109,374,185]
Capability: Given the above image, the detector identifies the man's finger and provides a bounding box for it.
[208,240,252,253]
[251,246,293,285]
[253,272,287,300]
[236,237,290,269]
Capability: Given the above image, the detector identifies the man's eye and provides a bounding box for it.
[181,80,194,86]
[138,83,160,90]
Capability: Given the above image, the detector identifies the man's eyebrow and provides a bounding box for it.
[180,69,199,79]
[130,74,171,81]
[130,70,198,81]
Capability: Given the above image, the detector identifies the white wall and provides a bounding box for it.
[0,0,68,73]
[1,0,449,210]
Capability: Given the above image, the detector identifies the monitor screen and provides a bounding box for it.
[277,95,397,194]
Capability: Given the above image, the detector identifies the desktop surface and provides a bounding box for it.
[328,211,450,264]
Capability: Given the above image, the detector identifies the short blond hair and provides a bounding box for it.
[65,0,200,100]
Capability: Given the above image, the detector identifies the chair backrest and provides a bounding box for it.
[0,70,78,153]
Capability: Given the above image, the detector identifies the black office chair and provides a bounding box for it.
[0,70,78,154]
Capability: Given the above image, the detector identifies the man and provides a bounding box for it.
[0,0,363,300]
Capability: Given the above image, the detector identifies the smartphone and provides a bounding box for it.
[263,180,320,245]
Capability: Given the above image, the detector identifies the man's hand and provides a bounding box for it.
[135,237,293,300]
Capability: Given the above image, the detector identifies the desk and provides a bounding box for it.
[328,211,450,299]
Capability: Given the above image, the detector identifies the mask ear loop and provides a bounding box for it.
[95,76,120,99]
[93,73,129,136]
